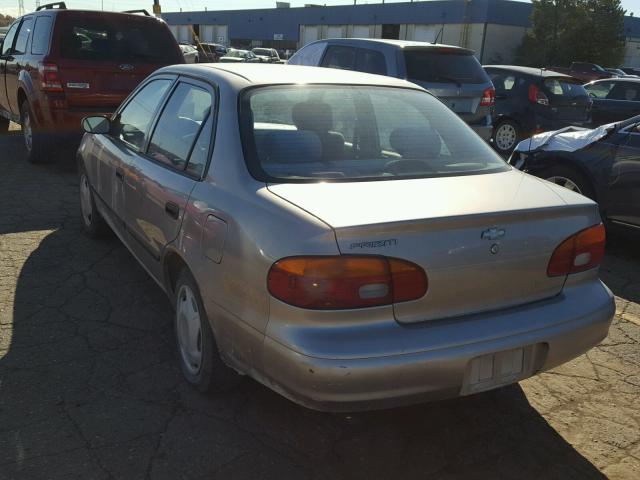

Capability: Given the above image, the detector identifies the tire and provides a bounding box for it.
[0,116,9,134]
[20,100,52,164]
[492,119,521,155]
[78,162,109,237]
[174,269,241,393]
[540,165,596,200]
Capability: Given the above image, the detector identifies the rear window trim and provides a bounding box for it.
[237,83,510,184]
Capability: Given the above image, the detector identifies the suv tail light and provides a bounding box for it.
[547,224,606,277]
[267,256,428,310]
[480,86,495,107]
[528,84,549,106]
[38,63,63,92]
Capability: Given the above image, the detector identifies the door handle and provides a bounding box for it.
[115,169,124,181]
[165,202,180,220]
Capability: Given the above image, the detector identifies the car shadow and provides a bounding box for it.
[0,134,609,478]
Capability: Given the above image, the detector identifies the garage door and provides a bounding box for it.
[200,25,214,42]
[301,25,319,46]
[352,25,370,38]
[413,25,438,42]
[327,25,345,39]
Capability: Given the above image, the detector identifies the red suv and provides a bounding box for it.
[0,2,183,163]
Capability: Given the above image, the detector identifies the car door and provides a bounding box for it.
[0,22,20,115]
[123,78,215,279]
[94,76,174,238]
[607,124,640,227]
[5,16,32,115]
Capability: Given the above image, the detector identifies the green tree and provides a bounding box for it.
[516,0,626,68]
[0,14,16,27]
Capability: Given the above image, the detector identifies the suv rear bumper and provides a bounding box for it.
[259,279,614,412]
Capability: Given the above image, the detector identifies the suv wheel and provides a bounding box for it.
[492,119,520,155]
[78,163,109,237]
[20,100,52,164]
[0,116,9,134]
[174,268,241,393]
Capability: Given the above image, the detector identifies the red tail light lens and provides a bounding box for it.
[528,84,549,106]
[267,256,428,309]
[547,224,606,277]
[38,63,63,92]
[480,86,495,107]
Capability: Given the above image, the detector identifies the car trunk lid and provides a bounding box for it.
[268,170,600,323]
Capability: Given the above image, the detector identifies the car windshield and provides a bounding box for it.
[226,49,247,58]
[403,49,489,84]
[59,17,181,63]
[240,85,508,182]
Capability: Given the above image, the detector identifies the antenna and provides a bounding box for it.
[432,25,444,44]
[18,0,25,16]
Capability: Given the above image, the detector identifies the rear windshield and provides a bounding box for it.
[404,50,489,84]
[59,17,181,64]
[253,48,271,56]
[239,85,508,183]
[543,78,589,99]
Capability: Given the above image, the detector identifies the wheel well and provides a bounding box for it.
[494,116,520,129]
[164,251,189,298]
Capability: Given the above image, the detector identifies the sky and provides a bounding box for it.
[0,0,637,19]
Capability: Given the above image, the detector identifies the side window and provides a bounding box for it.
[13,17,33,55]
[186,115,213,177]
[31,16,53,55]
[608,83,640,102]
[321,46,356,70]
[115,79,172,150]
[288,41,326,66]
[585,82,615,99]
[147,83,212,171]
[1,23,19,55]
[355,48,387,75]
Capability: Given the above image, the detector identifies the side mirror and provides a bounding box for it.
[82,116,110,134]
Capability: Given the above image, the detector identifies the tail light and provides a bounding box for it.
[38,63,63,92]
[528,84,549,106]
[547,224,606,277]
[267,256,428,310]
[480,86,495,107]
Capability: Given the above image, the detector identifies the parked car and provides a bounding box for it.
[0,2,183,163]
[549,62,615,83]
[196,42,227,63]
[77,63,614,411]
[251,47,281,63]
[179,43,199,64]
[583,78,640,126]
[288,39,495,141]
[620,67,640,76]
[219,49,261,63]
[510,115,640,229]
[605,68,638,78]
[484,65,592,154]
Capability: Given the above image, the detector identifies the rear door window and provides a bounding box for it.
[115,79,173,150]
[31,16,53,55]
[13,17,33,55]
[321,45,355,70]
[404,50,488,84]
[147,82,213,172]
[354,49,387,75]
[59,18,181,64]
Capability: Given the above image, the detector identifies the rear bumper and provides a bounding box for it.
[259,279,614,411]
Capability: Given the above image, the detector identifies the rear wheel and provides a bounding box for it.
[174,269,241,393]
[20,100,52,164]
[492,119,520,155]
[0,116,9,134]
[541,165,596,200]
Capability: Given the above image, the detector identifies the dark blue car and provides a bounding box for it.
[511,115,640,229]
[583,78,640,126]
[485,65,592,155]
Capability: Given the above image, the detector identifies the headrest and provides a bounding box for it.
[291,101,333,132]
[256,129,322,164]
[389,127,442,159]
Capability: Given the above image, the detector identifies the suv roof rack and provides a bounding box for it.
[123,9,151,16]
[36,2,67,11]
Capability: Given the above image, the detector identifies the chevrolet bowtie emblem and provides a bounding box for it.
[481,227,506,240]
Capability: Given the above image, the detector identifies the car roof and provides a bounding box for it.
[588,77,640,84]
[158,64,419,90]
[484,65,573,78]
[320,38,473,53]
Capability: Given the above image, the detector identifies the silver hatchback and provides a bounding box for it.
[77,64,614,411]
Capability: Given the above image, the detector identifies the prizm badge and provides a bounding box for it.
[481,227,506,241]
[350,239,398,250]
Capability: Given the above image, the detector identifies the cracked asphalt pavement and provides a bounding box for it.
[1,125,639,479]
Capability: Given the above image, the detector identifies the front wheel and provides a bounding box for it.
[78,164,109,237]
[492,119,520,155]
[540,165,596,200]
[174,269,241,392]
